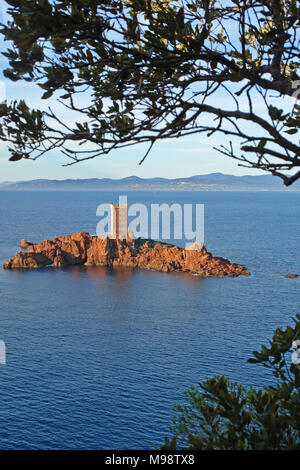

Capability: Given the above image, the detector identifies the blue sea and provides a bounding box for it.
[0,190,299,449]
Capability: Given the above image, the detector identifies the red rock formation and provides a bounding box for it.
[3,232,250,277]
[20,239,34,250]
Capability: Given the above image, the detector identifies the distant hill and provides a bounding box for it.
[0,173,299,191]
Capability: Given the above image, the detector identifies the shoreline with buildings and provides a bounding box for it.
[0,174,299,192]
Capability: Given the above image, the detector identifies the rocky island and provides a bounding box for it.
[3,232,250,277]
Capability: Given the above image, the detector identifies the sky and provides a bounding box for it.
[0,1,293,183]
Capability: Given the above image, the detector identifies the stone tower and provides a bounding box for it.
[110,204,128,239]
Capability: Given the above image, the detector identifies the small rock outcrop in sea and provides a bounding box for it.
[285,273,299,278]
[3,232,250,277]
[20,239,34,250]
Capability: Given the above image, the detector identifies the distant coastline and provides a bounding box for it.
[0,173,299,191]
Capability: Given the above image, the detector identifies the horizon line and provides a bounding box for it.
[0,172,277,184]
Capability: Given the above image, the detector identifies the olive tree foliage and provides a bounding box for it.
[161,315,300,450]
[0,0,299,184]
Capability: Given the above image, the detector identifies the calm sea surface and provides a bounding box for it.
[0,190,299,449]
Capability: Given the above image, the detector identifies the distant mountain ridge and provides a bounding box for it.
[0,173,299,191]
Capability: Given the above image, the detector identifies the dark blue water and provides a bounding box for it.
[0,191,299,449]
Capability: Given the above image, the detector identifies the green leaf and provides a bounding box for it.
[258,139,267,149]
[41,90,53,99]
[269,105,284,121]
[9,152,23,161]
[176,7,185,29]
